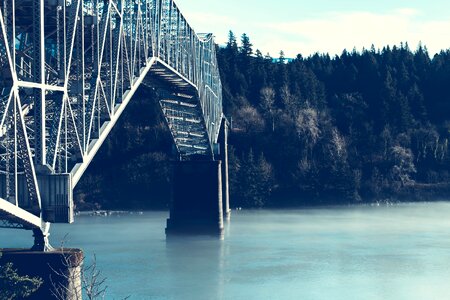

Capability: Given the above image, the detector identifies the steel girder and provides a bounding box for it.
[0,0,223,244]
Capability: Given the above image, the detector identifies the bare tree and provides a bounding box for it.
[295,107,321,167]
[330,128,347,160]
[81,255,108,300]
[50,237,129,300]
[260,87,276,132]
[390,145,417,190]
[235,105,265,133]
[280,84,297,117]
[296,108,321,147]
[49,249,83,300]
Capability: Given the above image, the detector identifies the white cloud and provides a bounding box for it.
[395,8,420,17]
[176,11,236,48]
[255,8,450,57]
[183,12,237,34]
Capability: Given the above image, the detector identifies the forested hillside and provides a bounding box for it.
[75,32,450,210]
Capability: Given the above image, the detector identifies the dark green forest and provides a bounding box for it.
[75,31,450,210]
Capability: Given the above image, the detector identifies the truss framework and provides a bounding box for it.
[0,0,223,245]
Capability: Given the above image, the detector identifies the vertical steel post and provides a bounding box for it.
[156,0,162,57]
[33,0,46,167]
[167,0,172,65]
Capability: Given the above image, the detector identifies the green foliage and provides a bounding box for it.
[232,149,274,208]
[0,253,43,300]
[239,33,253,57]
[227,30,238,53]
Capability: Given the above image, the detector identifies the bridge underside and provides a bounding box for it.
[146,61,214,157]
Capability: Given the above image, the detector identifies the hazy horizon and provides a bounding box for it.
[219,39,439,59]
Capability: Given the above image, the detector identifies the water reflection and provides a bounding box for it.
[165,235,226,300]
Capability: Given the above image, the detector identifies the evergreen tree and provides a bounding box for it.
[240,33,253,57]
[226,30,238,54]
[279,50,286,64]
[237,150,274,208]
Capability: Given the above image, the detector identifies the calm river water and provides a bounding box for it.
[2,202,450,299]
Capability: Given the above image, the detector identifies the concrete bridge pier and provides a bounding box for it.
[0,248,83,299]
[166,118,231,236]
[166,160,224,236]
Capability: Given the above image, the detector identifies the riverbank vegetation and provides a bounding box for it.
[0,253,42,299]
[75,31,450,210]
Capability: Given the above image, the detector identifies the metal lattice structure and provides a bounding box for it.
[0,0,223,249]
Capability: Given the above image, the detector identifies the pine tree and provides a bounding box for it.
[237,150,274,208]
[279,50,286,64]
[240,33,253,57]
[226,30,238,53]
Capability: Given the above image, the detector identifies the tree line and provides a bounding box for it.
[75,31,450,209]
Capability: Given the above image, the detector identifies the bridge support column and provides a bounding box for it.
[166,160,224,236]
[0,248,83,300]
[218,119,231,220]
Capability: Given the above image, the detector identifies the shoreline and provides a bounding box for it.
[75,199,450,215]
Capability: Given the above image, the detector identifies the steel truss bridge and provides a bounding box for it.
[0,0,223,250]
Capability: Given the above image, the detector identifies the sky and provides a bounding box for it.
[175,0,450,58]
